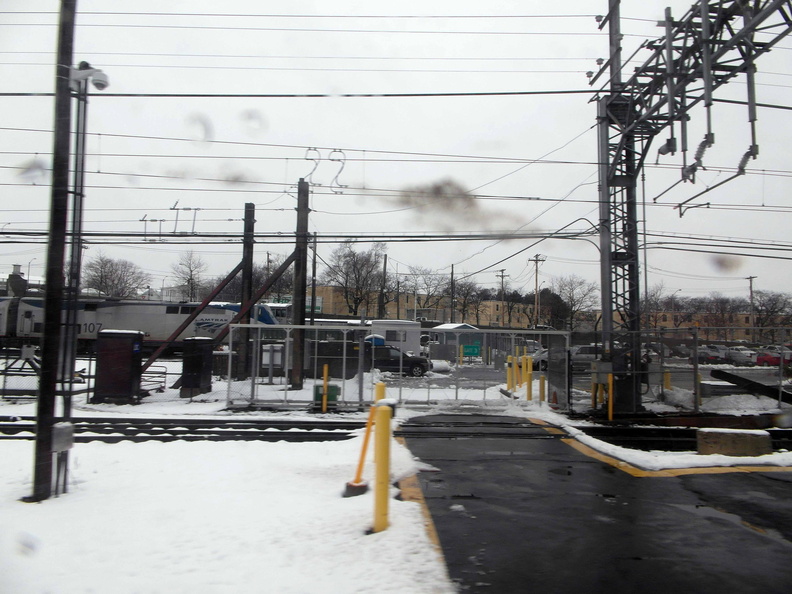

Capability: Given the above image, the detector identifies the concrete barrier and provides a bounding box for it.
[697,428,772,456]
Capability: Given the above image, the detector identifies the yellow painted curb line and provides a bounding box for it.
[395,437,446,565]
[528,417,792,478]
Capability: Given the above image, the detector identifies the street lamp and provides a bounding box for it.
[671,289,681,327]
[27,257,37,280]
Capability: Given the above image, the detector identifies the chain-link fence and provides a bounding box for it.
[223,323,572,411]
[569,327,792,412]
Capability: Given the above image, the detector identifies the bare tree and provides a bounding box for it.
[753,290,792,342]
[212,257,294,303]
[693,293,749,341]
[552,274,599,332]
[171,250,209,301]
[454,278,482,323]
[320,241,386,316]
[470,287,492,326]
[641,282,667,328]
[406,266,450,319]
[503,289,524,328]
[83,252,151,298]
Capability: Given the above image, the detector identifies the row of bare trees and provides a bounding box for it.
[642,283,792,341]
[319,241,600,330]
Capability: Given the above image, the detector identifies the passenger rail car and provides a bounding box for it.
[0,297,277,351]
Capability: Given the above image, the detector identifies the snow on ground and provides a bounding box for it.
[1,437,453,594]
[2,365,792,593]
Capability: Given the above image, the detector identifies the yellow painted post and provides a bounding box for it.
[591,381,597,409]
[350,405,377,486]
[597,384,605,405]
[526,362,533,401]
[373,404,392,533]
[374,381,386,402]
[521,356,528,389]
[458,345,463,366]
[664,371,672,390]
[322,364,330,413]
[539,375,546,403]
[607,373,614,421]
[506,356,514,391]
[512,357,522,390]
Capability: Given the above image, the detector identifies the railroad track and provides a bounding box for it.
[0,416,365,443]
[395,418,567,440]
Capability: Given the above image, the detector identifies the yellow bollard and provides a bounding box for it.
[607,373,614,421]
[591,381,597,409]
[512,357,522,390]
[506,356,514,391]
[322,364,330,413]
[664,371,672,391]
[374,381,386,402]
[526,367,533,401]
[373,404,392,533]
[344,405,377,496]
[539,375,546,403]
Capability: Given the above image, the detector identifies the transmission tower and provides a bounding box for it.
[593,0,792,412]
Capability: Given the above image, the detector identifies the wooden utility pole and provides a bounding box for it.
[528,254,545,328]
[28,0,77,503]
[289,179,310,390]
[235,203,255,379]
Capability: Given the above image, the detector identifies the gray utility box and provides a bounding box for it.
[181,337,214,398]
[93,330,144,403]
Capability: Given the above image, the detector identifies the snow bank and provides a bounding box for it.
[0,436,453,594]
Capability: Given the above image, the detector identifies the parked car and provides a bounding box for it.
[570,344,602,372]
[756,351,781,367]
[760,345,792,358]
[726,346,757,366]
[531,348,548,371]
[643,342,671,358]
[690,345,727,365]
[755,348,792,367]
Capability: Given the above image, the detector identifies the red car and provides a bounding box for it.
[756,351,792,366]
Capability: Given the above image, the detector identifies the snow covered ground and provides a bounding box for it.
[2,364,791,593]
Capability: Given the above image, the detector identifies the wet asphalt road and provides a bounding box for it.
[402,414,792,594]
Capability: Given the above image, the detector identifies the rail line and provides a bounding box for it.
[0,416,365,443]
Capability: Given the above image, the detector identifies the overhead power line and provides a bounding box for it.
[0,89,597,99]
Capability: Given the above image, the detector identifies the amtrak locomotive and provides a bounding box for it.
[0,296,277,351]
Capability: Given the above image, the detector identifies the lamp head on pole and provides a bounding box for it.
[70,61,109,92]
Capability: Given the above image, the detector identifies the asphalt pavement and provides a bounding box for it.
[401,414,792,594]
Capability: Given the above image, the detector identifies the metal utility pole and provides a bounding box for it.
[450,264,455,324]
[496,269,508,327]
[27,0,77,503]
[377,254,387,319]
[310,234,318,324]
[528,254,545,328]
[592,0,791,413]
[289,178,310,390]
[747,275,757,342]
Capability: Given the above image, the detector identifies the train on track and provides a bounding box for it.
[0,296,278,351]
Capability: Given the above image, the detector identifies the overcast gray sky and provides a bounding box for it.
[2,1,791,302]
